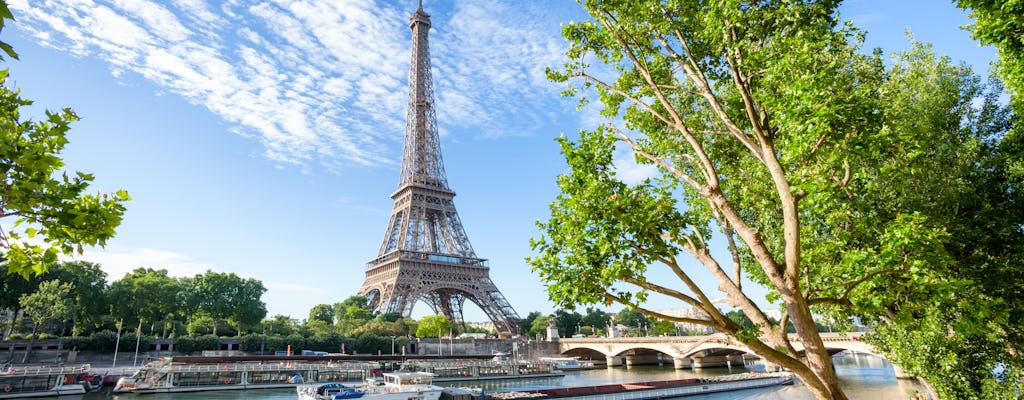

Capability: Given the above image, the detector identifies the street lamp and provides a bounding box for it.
[391,336,396,355]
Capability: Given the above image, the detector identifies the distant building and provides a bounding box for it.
[465,321,496,333]
[655,308,714,335]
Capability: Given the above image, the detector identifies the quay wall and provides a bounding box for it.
[2,338,563,365]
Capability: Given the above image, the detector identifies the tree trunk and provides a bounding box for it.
[20,325,37,364]
[783,293,847,400]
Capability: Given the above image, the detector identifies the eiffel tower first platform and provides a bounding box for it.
[358,2,521,336]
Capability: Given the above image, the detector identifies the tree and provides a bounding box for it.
[612,309,650,334]
[519,311,542,336]
[527,315,552,340]
[308,304,334,325]
[529,2,952,398]
[107,268,180,336]
[416,315,450,338]
[39,261,107,335]
[956,0,1024,103]
[0,5,129,277]
[181,271,266,336]
[19,280,75,362]
[580,307,611,332]
[553,310,583,337]
[261,315,296,336]
[855,44,1024,398]
[0,264,37,336]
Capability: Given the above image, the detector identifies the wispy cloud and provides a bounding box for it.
[8,0,573,172]
[74,245,215,281]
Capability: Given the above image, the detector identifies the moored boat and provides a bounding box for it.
[488,373,794,400]
[0,365,91,399]
[297,372,443,400]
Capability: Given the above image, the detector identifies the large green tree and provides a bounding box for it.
[181,271,267,336]
[107,268,181,336]
[19,280,75,362]
[860,43,1024,398]
[528,2,970,398]
[416,315,450,338]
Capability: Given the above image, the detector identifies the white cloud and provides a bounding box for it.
[8,0,574,172]
[74,246,215,281]
[613,141,661,185]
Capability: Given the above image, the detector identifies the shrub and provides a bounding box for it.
[265,335,285,352]
[194,334,221,352]
[63,336,89,351]
[6,333,23,340]
[175,336,196,354]
[88,330,118,352]
[240,334,264,352]
[307,333,342,353]
[284,334,305,352]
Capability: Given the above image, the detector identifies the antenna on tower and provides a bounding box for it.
[418,0,423,9]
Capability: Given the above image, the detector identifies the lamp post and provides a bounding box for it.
[391,336,396,355]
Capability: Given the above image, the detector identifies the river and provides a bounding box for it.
[90,353,924,399]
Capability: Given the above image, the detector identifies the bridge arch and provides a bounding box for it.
[554,333,895,371]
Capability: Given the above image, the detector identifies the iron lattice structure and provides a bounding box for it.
[358,4,521,336]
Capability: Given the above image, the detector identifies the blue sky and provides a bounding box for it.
[3,0,995,322]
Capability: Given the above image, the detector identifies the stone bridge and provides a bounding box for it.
[556,333,877,371]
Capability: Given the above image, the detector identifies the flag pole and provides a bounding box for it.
[112,319,123,369]
[133,320,142,366]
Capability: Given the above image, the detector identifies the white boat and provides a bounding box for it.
[0,365,90,399]
[537,357,594,371]
[298,372,443,400]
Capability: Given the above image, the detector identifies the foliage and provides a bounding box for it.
[239,333,264,352]
[553,310,583,336]
[648,319,676,336]
[0,67,130,277]
[180,271,266,336]
[192,334,221,352]
[580,307,611,331]
[0,0,18,60]
[415,315,450,338]
[612,309,649,330]
[956,0,1024,103]
[529,1,992,398]
[107,268,180,332]
[19,280,76,336]
[306,332,343,353]
[519,311,542,336]
[527,315,551,340]
[724,310,754,330]
[62,336,89,351]
[308,304,334,325]
[354,333,392,355]
[87,330,118,352]
[41,261,107,335]
[856,44,1024,398]
[262,315,297,336]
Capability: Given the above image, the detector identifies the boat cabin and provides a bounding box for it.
[383,372,434,388]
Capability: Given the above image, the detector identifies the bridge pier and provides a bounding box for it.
[672,357,692,369]
[624,353,661,366]
[691,355,728,369]
[605,355,622,367]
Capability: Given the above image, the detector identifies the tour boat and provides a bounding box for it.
[297,372,443,400]
[0,365,91,399]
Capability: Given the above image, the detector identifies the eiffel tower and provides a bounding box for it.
[358,2,521,336]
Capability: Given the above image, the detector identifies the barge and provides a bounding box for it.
[488,373,794,400]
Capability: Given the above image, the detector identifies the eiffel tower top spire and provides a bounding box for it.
[399,0,448,190]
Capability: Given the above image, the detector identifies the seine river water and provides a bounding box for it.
[85,352,924,400]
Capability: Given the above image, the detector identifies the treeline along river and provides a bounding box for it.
[84,353,922,400]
